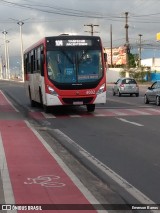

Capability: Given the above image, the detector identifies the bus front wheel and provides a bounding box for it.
[43,105,50,113]
[39,89,50,113]
[86,104,95,112]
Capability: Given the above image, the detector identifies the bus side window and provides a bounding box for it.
[37,47,41,73]
[33,49,36,72]
[104,53,107,63]
[31,50,34,74]
[40,45,44,76]
[28,52,32,73]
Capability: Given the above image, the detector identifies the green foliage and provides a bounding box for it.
[120,70,126,78]
[128,53,136,68]
[120,67,151,83]
[132,70,146,82]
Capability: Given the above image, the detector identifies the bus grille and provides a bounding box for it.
[62,97,94,104]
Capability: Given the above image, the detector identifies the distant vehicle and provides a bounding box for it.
[112,78,139,97]
[24,35,107,113]
[144,81,160,106]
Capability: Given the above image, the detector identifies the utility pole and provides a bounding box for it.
[125,12,130,75]
[0,55,3,79]
[110,24,113,67]
[138,34,142,68]
[84,24,99,36]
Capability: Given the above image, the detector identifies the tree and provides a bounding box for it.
[128,53,136,68]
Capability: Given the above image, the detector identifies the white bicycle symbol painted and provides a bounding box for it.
[24,175,65,187]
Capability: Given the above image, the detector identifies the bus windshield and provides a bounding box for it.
[47,50,103,84]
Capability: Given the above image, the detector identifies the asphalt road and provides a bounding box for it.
[0,80,160,211]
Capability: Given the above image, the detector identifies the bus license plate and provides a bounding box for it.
[73,101,83,105]
[127,86,132,89]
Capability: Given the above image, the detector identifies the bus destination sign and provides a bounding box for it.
[55,39,92,47]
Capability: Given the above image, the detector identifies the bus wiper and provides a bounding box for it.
[61,50,74,64]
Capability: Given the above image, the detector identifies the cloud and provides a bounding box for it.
[0,0,160,70]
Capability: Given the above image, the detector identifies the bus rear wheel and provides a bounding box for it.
[43,105,50,113]
[86,104,95,112]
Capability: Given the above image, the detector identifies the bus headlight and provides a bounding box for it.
[96,84,105,95]
[47,85,58,96]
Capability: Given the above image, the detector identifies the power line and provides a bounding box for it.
[1,0,160,23]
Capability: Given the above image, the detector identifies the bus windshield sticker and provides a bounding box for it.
[65,68,74,75]
[78,74,99,80]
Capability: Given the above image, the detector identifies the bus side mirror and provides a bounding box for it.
[104,53,107,63]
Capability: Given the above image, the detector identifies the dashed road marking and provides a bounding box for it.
[107,109,128,116]
[117,118,144,127]
[126,109,151,115]
[29,107,160,120]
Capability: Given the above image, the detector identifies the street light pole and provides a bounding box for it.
[6,40,10,79]
[17,21,24,82]
[2,30,8,79]
[138,34,142,68]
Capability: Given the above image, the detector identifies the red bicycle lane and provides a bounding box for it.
[0,91,99,213]
[0,90,18,112]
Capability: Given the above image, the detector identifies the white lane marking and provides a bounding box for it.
[96,106,151,109]
[146,108,160,113]
[117,118,144,127]
[127,109,151,115]
[0,90,19,112]
[25,121,106,213]
[107,109,127,116]
[53,129,158,213]
[94,114,106,117]
[41,112,56,119]
[70,115,81,118]
[0,133,17,213]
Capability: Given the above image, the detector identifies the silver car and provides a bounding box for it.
[113,78,139,97]
[144,81,160,106]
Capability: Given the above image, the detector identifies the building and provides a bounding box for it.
[104,46,126,66]
[141,58,160,71]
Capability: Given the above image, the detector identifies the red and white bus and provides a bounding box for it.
[24,35,107,112]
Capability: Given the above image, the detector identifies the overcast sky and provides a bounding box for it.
[1,0,160,70]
